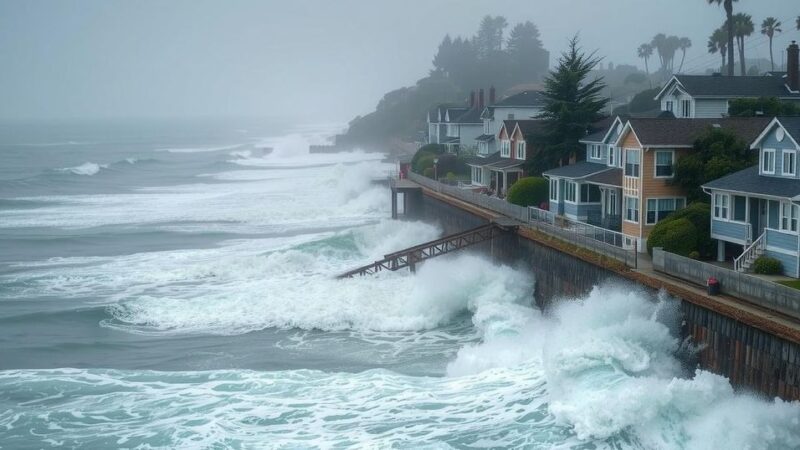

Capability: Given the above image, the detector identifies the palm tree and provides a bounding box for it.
[707,27,728,73]
[637,43,653,87]
[731,13,754,76]
[651,33,667,72]
[665,35,682,73]
[761,17,782,71]
[677,37,692,72]
[796,15,799,30]
[706,0,738,76]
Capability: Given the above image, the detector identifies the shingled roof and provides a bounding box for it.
[661,75,800,99]
[703,166,800,199]
[454,107,483,124]
[543,161,612,179]
[492,90,547,107]
[622,117,772,147]
[777,117,800,143]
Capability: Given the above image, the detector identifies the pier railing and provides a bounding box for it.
[407,172,637,268]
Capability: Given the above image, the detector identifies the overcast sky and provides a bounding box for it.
[1,0,798,122]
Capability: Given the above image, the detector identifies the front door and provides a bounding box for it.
[758,198,768,237]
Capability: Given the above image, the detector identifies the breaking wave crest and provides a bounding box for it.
[56,162,108,176]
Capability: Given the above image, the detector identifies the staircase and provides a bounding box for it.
[734,231,766,273]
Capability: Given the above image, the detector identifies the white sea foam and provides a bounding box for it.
[56,162,108,176]
[155,144,244,153]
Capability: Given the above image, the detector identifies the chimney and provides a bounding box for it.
[478,88,485,109]
[489,86,496,104]
[788,41,799,92]
[469,91,475,108]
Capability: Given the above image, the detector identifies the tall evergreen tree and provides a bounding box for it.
[507,21,549,83]
[475,15,508,58]
[531,36,608,172]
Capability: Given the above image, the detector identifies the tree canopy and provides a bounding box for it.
[728,97,800,117]
[529,36,608,174]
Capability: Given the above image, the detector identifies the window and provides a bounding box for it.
[646,198,685,224]
[473,167,483,184]
[732,195,747,222]
[762,149,776,174]
[665,101,674,113]
[500,140,511,157]
[580,184,601,203]
[516,141,526,160]
[781,202,799,232]
[608,146,615,166]
[483,120,490,134]
[625,149,640,177]
[681,99,691,118]
[608,190,618,215]
[655,151,674,177]
[549,178,559,201]
[589,144,601,159]
[625,196,639,223]
[713,193,729,220]
[564,181,577,203]
[783,150,796,176]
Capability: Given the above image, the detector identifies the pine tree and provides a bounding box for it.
[531,36,608,172]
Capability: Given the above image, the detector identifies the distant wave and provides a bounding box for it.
[155,144,244,154]
[56,162,108,176]
[7,141,90,148]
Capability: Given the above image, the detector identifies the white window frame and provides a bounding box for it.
[782,150,797,176]
[607,190,618,215]
[681,99,691,118]
[590,144,601,159]
[780,202,799,233]
[564,181,577,204]
[645,197,686,225]
[762,149,776,175]
[607,145,615,166]
[713,193,730,220]
[500,140,511,157]
[665,100,674,113]
[624,196,639,224]
[625,149,640,178]
[653,150,675,178]
[549,178,559,202]
[516,141,526,160]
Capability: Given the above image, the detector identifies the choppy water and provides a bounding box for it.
[1,119,799,449]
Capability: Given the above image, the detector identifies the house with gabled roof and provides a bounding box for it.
[465,119,545,196]
[476,89,547,156]
[703,117,800,277]
[654,42,800,118]
[427,104,467,146]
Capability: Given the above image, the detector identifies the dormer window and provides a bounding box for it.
[762,149,776,174]
[665,101,674,113]
[500,140,511,157]
[782,150,796,176]
[680,100,691,118]
[590,144,601,159]
[608,146,615,166]
[516,141,526,160]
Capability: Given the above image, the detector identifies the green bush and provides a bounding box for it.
[753,256,783,275]
[415,154,437,174]
[422,167,435,178]
[506,177,549,207]
[436,153,470,176]
[411,144,444,173]
[647,202,713,258]
[647,217,698,257]
[445,172,456,181]
[689,251,700,260]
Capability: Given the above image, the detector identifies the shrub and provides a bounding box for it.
[646,217,697,257]
[647,202,713,258]
[414,154,437,174]
[689,251,700,260]
[422,167,435,178]
[506,177,549,207]
[753,256,783,275]
[436,153,469,176]
[411,144,444,173]
[445,172,456,181]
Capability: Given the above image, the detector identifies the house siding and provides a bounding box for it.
[766,228,799,252]
[563,201,579,218]
[459,124,483,153]
[759,124,800,179]
[711,218,749,244]
[694,99,729,118]
[621,131,642,239]
[764,248,799,278]
[640,148,689,239]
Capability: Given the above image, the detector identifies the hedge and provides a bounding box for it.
[647,202,712,258]
[646,217,698,257]
[411,144,444,173]
[506,177,549,207]
[414,154,437,174]
[753,256,783,275]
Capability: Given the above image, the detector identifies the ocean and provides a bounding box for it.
[0,118,799,449]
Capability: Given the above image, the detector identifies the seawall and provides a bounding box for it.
[408,190,800,400]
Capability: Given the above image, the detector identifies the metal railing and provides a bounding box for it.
[734,230,766,273]
[407,172,637,268]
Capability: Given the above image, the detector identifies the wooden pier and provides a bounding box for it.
[337,220,518,278]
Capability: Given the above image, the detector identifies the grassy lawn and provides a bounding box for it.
[777,280,800,290]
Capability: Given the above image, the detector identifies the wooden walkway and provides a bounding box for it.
[338,220,517,278]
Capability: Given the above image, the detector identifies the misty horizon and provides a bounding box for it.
[1,0,799,123]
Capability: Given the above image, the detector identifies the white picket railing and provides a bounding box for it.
[734,230,766,273]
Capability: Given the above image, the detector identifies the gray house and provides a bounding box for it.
[654,41,800,118]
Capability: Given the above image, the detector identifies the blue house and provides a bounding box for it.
[703,117,800,277]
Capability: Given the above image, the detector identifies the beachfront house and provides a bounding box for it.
[546,117,770,251]
[476,89,547,156]
[703,117,800,277]
[427,104,467,146]
[466,119,544,196]
[654,42,800,118]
